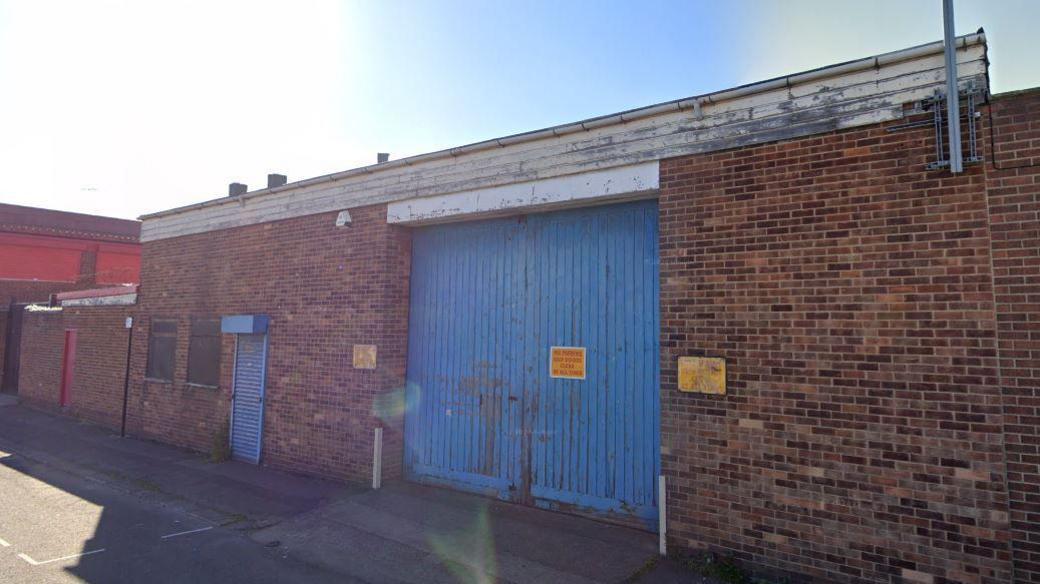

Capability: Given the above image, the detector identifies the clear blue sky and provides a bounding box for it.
[0,0,1035,219]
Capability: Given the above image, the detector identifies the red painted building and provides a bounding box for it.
[0,203,140,391]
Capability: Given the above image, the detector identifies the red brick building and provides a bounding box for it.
[16,33,1040,583]
[17,287,136,432]
[0,204,140,391]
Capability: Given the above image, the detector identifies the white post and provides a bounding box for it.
[372,427,383,489]
[658,475,667,556]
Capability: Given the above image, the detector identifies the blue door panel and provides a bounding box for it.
[405,201,660,528]
[405,218,525,495]
[525,204,660,524]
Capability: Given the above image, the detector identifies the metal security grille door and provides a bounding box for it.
[230,333,268,463]
[405,201,660,528]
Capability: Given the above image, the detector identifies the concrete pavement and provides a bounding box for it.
[252,481,660,583]
[0,399,697,583]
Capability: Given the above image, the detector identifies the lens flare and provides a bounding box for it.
[427,502,498,583]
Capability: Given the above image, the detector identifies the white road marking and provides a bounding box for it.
[161,526,212,539]
[18,549,105,565]
[0,537,10,547]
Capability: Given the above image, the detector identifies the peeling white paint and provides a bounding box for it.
[24,304,62,313]
[140,38,988,242]
[60,294,137,307]
[387,162,658,224]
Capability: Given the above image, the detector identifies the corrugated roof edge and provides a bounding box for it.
[140,31,987,221]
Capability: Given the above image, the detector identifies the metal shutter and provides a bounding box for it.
[230,333,268,463]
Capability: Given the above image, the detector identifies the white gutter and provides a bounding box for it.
[140,32,986,221]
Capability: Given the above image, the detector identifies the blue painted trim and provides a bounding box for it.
[221,315,270,334]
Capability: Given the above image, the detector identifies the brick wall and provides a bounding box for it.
[62,306,132,430]
[51,89,1032,582]
[986,89,1040,583]
[659,109,1012,582]
[127,204,411,483]
[0,311,6,386]
[17,305,132,431]
[17,309,65,409]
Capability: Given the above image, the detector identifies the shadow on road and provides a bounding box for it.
[0,403,350,583]
[0,402,663,584]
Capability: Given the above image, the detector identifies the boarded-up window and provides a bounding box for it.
[146,320,177,381]
[187,318,221,387]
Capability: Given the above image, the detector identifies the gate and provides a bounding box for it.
[2,303,27,392]
[230,333,268,463]
[405,201,660,528]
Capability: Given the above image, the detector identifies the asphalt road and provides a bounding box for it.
[0,441,350,584]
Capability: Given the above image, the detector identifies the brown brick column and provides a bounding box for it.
[985,89,1040,583]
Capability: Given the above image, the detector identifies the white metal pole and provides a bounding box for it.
[943,0,963,173]
[658,475,667,556]
[372,427,383,489]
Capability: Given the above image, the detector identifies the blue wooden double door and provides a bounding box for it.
[405,200,660,528]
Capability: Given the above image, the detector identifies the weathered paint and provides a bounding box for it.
[677,356,726,394]
[405,215,526,498]
[60,294,137,307]
[230,333,268,464]
[352,344,377,370]
[386,162,659,224]
[405,201,660,528]
[141,38,987,242]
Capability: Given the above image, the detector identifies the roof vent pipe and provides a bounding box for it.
[942,0,963,173]
[377,153,390,164]
[229,183,248,197]
[267,174,287,188]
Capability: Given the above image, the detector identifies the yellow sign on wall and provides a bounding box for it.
[550,346,586,380]
[353,344,377,369]
[678,356,726,394]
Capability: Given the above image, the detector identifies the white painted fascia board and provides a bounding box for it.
[387,162,659,224]
[141,32,985,223]
[139,35,989,242]
[61,294,138,307]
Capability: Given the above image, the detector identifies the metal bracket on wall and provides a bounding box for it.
[886,82,984,170]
